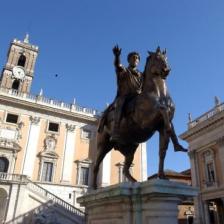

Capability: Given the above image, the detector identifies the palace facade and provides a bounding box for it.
[0,35,147,224]
[181,99,224,224]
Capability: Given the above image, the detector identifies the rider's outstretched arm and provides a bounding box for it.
[113,45,123,72]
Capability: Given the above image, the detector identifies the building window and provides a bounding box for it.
[81,129,91,139]
[17,54,26,67]
[6,113,18,124]
[48,122,59,133]
[79,167,89,185]
[41,162,53,182]
[0,157,9,173]
[75,159,92,186]
[184,207,194,224]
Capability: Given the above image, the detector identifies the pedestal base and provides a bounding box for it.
[78,179,198,224]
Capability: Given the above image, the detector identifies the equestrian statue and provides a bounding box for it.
[93,45,187,189]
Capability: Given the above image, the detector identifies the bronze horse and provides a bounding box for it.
[93,47,187,189]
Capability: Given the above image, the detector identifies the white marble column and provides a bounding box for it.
[9,154,17,174]
[140,142,147,181]
[61,124,76,183]
[101,151,111,187]
[21,116,40,177]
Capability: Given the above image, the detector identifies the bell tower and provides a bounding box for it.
[0,34,39,93]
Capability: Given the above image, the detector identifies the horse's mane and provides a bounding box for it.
[142,54,152,86]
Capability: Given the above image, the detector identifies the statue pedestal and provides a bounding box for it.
[78,179,198,224]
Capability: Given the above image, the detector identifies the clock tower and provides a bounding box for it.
[0,34,39,93]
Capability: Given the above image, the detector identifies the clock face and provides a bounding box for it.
[12,66,25,79]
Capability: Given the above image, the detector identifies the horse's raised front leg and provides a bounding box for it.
[158,130,170,179]
[92,133,113,189]
[170,122,188,152]
[122,145,138,182]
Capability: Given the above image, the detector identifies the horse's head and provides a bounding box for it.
[145,47,171,79]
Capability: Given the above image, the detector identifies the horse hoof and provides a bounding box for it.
[174,144,188,152]
[158,174,167,179]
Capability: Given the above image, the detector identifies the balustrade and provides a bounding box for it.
[0,172,27,182]
[0,86,100,116]
[0,172,85,217]
[26,180,85,217]
[189,102,224,129]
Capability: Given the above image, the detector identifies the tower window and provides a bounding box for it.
[12,80,20,91]
[6,113,18,124]
[17,54,26,67]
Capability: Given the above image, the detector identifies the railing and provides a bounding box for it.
[0,87,100,117]
[188,103,224,129]
[0,172,27,182]
[26,179,85,218]
[0,172,85,219]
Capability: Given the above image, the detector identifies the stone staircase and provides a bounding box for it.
[0,172,86,224]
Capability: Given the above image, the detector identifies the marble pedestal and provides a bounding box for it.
[78,179,198,224]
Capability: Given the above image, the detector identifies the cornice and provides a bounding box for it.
[0,94,99,125]
[11,40,39,52]
[191,141,217,154]
[180,111,224,141]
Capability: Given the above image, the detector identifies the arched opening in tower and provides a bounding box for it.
[12,80,20,91]
[17,54,26,67]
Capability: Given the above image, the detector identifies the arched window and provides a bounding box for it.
[0,157,9,173]
[12,80,20,90]
[17,54,26,67]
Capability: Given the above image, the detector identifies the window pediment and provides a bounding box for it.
[0,138,21,151]
[39,150,58,159]
[75,158,92,165]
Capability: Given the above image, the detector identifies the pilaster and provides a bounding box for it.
[61,124,76,183]
[21,116,40,177]
[101,151,111,187]
[140,142,147,181]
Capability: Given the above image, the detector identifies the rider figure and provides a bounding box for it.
[110,45,143,143]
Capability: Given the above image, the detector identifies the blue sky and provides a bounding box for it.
[1,0,224,176]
